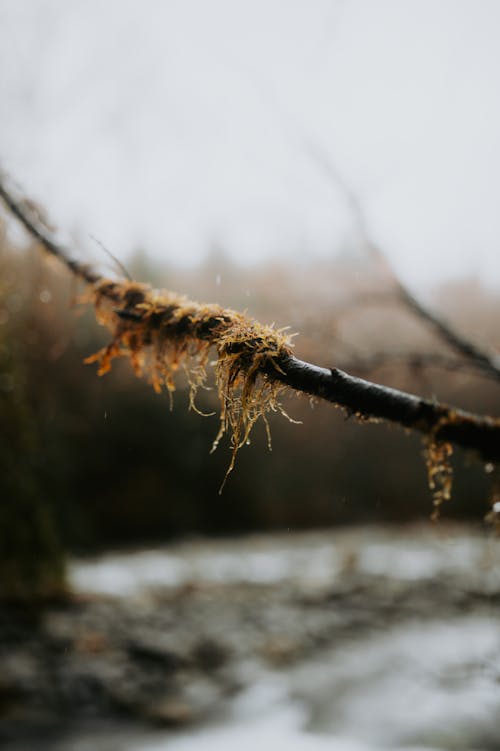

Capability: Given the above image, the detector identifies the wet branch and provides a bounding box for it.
[1,172,500,462]
[271,358,500,462]
[0,173,101,287]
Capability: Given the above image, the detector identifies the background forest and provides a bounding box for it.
[2,227,499,555]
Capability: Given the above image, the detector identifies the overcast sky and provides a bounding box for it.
[1,0,500,288]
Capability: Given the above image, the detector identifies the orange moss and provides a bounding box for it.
[84,280,295,487]
[425,439,453,521]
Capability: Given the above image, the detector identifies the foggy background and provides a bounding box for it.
[1,0,500,286]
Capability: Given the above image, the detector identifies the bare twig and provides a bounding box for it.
[396,285,500,381]
[0,172,101,288]
[1,172,500,463]
[304,142,500,383]
[88,233,132,282]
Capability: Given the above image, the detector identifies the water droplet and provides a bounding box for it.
[40,289,52,304]
[485,463,495,474]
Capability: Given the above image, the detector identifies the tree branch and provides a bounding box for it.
[396,285,500,382]
[0,172,101,287]
[1,171,500,463]
[270,358,500,462]
[304,141,500,384]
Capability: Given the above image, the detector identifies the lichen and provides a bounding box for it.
[424,438,453,521]
[84,280,294,487]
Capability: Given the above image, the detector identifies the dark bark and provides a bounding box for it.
[271,357,500,462]
[0,173,100,286]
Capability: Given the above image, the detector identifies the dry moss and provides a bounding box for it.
[80,279,480,511]
[424,438,453,521]
[84,280,295,487]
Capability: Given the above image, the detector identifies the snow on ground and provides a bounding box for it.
[69,525,500,597]
[60,526,500,751]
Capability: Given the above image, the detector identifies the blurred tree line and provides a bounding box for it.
[1,227,499,598]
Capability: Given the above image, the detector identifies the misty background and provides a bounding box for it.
[1,0,500,286]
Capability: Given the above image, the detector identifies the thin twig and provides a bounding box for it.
[0,172,102,288]
[303,142,500,384]
[88,233,132,282]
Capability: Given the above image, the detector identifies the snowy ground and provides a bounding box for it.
[57,609,500,751]
[4,525,500,751]
[69,524,500,597]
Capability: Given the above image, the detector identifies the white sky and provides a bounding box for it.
[1,0,500,288]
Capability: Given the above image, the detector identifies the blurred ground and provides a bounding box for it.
[2,524,500,751]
